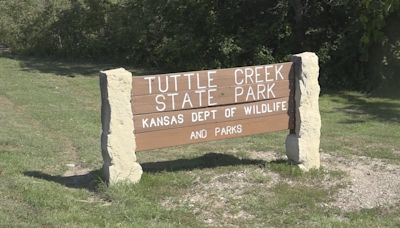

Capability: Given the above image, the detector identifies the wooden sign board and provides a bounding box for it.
[132,62,294,151]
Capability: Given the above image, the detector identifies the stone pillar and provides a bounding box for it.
[285,52,321,171]
[100,68,142,184]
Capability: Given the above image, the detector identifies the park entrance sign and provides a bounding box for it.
[132,63,294,151]
[100,52,321,185]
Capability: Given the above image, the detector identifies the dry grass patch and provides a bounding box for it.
[161,168,275,226]
[323,153,400,211]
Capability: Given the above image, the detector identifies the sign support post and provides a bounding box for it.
[100,68,143,184]
[285,52,321,170]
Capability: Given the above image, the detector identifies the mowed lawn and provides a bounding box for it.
[0,55,399,227]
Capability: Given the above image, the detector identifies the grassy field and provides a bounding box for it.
[0,55,399,227]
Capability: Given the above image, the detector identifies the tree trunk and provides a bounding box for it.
[290,0,306,52]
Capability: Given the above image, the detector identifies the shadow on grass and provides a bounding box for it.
[24,169,103,192]
[335,92,400,123]
[23,153,287,190]
[141,152,266,173]
[1,53,158,77]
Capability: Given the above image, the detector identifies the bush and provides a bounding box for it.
[0,0,399,91]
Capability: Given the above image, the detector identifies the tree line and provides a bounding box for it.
[0,0,399,91]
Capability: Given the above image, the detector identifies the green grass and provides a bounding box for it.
[320,91,400,162]
[1,55,400,227]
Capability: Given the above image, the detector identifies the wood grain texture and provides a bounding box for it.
[134,96,293,133]
[132,80,291,114]
[131,61,295,150]
[132,62,293,96]
[135,113,293,151]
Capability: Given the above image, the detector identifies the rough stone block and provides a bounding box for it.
[285,52,321,170]
[100,68,142,184]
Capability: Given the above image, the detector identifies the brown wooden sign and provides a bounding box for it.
[132,62,294,151]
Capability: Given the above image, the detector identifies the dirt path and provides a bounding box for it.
[322,153,400,211]
[161,151,400,226]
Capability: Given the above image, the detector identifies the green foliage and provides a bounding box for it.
[0,0,399,90]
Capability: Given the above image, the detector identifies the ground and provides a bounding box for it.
[0,55,399,227]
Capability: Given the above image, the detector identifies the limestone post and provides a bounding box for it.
[285,52,321,170]
[100,68,142,184]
